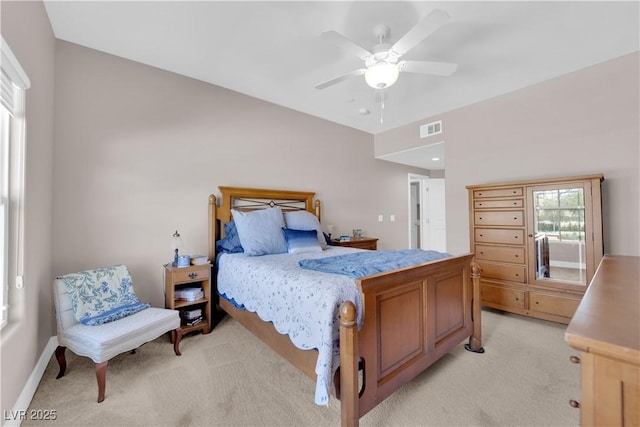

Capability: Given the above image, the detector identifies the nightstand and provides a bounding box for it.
[331,237,378,250]
[164,263,212,337]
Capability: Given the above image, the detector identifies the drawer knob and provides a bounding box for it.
[570,355,581,364]
[479,234,484,237]
[479,217,483,220]
[514,255,519,258]
[514,236,518,239]
[513,217,518,220]
[569,400,580,409]
[188,272,198,279]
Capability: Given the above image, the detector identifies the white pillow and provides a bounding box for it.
[231,207,287,256]
[284,210,327,249]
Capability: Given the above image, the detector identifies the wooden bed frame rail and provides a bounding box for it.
[208,188,483,427]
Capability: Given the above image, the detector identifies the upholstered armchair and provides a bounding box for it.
[53,265,182,403]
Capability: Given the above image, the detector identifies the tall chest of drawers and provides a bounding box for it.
[472,186,528,313]
[467,175,604,324]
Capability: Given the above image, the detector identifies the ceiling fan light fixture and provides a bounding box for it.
[364,62,399,89]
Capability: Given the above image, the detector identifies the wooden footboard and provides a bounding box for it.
[339,253,483,426]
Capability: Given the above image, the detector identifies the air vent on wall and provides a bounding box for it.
[420,120,442,138]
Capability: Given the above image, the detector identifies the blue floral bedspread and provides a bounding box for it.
[58,265,150,326]
[217,247,363,405]
[299,249,451,278]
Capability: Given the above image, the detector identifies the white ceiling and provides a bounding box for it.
[43,1,639,170]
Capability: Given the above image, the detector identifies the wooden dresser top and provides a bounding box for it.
[565,255,640,364]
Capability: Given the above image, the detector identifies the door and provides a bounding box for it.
[427,178,447,252]
[410,181,420,248]
[408,175,446,251]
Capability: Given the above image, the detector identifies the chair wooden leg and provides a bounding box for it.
[173,328,182,356]
[55,346,67,379]
[95,361,108,403]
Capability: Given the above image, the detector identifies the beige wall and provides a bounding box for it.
[0,0,55,416]
[52,41,430,308]
[376,52,640,257]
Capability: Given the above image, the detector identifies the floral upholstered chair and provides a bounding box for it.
[53,265,182,402]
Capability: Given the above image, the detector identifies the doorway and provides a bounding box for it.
[408,174,447,251]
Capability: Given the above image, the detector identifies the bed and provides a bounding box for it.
[208,186,483,427]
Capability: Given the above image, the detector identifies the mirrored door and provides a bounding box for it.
[527,181,594,288]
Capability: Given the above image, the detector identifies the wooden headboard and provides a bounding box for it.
[208,186,321,262]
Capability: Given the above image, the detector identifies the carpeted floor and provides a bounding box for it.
[24,308,580,426]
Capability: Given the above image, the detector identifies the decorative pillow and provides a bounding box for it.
[58,265,150,326]
[284,210,327,249]
[231,207,287,256]
[216,221,244,254]
[282,228,323,254]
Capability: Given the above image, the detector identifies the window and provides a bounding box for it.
[533,188,586,242]
[1,36,30,329]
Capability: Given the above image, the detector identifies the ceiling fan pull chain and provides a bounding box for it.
[380,87,385,124]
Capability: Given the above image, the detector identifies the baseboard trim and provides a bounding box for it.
[3,336,57,427]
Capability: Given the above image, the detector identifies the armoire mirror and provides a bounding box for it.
[527,181,597,288]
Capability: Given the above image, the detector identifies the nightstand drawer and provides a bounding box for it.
[170,264,210,283]
[332,237,378,250]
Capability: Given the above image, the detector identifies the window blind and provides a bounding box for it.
[1,35,30,114]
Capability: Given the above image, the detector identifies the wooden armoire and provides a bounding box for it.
[467,174,604,324]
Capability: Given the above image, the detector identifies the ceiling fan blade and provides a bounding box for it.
[398,60,457,76]
[315,68,366,90]
[391,9,450,57]
[321,31,372,61]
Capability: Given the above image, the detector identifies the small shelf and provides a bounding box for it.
[173,298,209,309]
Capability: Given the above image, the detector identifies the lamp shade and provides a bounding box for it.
[365,62,399,89]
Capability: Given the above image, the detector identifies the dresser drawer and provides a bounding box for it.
[474,211,524,226]
[529,291,580,319]
[474,199,524,209]
[478,262,526,283]
[475,228,525,245]
[473,187,523,199]
[480,283,525,309]
[170,264,211,284]
[475,245,525,264]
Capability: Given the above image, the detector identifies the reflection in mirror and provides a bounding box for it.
[533,187,586,285]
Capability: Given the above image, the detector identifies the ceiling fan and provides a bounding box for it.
[315,9,457,91]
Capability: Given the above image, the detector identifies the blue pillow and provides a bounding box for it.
[282,228,323,254]
[216,221,244,254]
[284,210,327,249]
[232,207,287,256]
